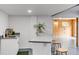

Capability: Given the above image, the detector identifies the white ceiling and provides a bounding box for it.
[0,4,76,16]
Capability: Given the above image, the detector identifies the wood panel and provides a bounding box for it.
[53,18,78,47]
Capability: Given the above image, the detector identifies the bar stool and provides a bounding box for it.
[56,48,68,55]
[51,40,61,54]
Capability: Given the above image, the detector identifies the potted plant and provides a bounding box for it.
[34,22,46,36]
[5,28,15,38]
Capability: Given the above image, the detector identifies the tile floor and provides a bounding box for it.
[68,47,79,55]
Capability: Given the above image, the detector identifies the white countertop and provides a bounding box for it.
[29,35,52,43]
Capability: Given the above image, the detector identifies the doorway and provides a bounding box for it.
[52,18,78,48]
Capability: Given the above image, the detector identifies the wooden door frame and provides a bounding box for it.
[76,17,78,47]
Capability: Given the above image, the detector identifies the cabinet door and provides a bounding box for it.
[1,39,19,55]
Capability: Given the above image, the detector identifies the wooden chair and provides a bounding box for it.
[51,40,61,54]
[56,48,68,55]
[51,40,68,55]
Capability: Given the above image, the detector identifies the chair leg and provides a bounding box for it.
[56,51,60,55]
[65,52,67,55]
[61,52,68,55]
[56,50,58,55]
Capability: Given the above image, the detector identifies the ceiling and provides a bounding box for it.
[0,4,76,16]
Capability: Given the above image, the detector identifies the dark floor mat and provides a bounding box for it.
[17,51,29,55]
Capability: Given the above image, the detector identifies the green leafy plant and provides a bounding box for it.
[34,23,46,34]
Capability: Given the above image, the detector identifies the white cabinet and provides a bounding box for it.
[0,39,19,55]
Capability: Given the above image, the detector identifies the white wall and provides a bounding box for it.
[8,16,36,48]
[37,16,52,35]
[0,11,8,36]
[8,16,52,48]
